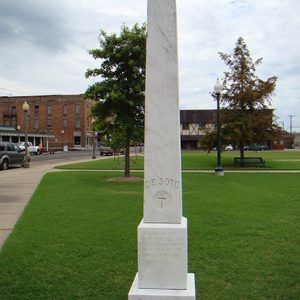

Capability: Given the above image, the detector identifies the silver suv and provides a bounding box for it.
[0,142,26,170]
[98,144,114,156]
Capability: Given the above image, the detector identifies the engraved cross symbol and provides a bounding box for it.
[158,194,167,209]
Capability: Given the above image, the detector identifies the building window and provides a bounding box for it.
[74,136,81,145]
[47,117,52,128]
[47,105,52,115]
[63,118,68,128]
[34,118,40,129]
[12,106,17,114]
[4,117,10,126]
[75,103,80,114]
[75,118,80,128]
[3,106,9,114]
[34,105,39,114]
[63,104,68,114]
[182,123,189,130]
[11,117,17,127]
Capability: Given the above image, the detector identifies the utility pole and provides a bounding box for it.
[288,115,295,134]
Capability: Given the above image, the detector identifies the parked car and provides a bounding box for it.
[0,142,26,170]
[225,144,234,151]
[98,144,113,156]
[18,142,41,155]
[245,145,269,151]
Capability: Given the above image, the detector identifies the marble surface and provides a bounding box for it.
[138,218,187,289]
[144,0,182,224]
[129,273,196,300]
[129,1,196,298]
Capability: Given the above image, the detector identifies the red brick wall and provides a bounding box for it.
[0,95,94,148]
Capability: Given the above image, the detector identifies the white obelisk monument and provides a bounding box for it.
[128,0,196,299]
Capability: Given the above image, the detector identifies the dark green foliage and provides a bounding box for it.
[205,37,278,160]
[220,37,277,155]
[219,37,277,111]
[55,150,300,171]
[85,24,146,177]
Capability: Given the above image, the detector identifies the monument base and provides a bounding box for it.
[215,166,224,176]
[129,273,196,300]
[138,218,188,289]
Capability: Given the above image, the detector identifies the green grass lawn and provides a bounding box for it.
[0,172,299,299]
[56,150,300,170]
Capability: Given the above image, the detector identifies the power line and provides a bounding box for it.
[288,115,295,134]
[0,87,27,93]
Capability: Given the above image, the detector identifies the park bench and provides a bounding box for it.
[234,157,265,167]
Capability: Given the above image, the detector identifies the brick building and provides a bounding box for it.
[1,96,288,150]
[0,95,94,149]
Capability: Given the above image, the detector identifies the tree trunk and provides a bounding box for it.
[239,123,245,167]
[239,139,245,167]
[124,130,131,177]
[240,143,245,166]
[240,146,245,159]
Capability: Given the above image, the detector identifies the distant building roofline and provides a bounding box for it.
[0,94,84,99]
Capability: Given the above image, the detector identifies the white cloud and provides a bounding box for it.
[0,0,299,130]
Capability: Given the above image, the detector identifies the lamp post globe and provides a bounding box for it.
[61,129,64,151]
[214,78,223,94]
[22,101,30,168]
[17,124,21,143]
[22,101,29,112]
[214,79,224,176]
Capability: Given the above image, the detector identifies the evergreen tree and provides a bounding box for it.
[219,37,277,161]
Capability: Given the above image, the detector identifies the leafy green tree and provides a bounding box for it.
[219,37,277,161]
[85,24,146,177]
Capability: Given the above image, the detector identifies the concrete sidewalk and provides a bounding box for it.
[0,157,95,250]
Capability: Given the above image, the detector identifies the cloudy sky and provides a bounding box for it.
[0,0,299,131]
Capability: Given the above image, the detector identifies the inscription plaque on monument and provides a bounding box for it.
[138,219,188,289]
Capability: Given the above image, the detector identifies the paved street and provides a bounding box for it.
[30,149,96,163]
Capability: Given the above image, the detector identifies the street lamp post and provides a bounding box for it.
[214,79,224,176]
[61,129,64,151]
[22,101,30,168]
[17,124,21,142]
[91,118,96,159]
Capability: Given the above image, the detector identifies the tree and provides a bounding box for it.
[218,37,277,162]
[85,24,146,177]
